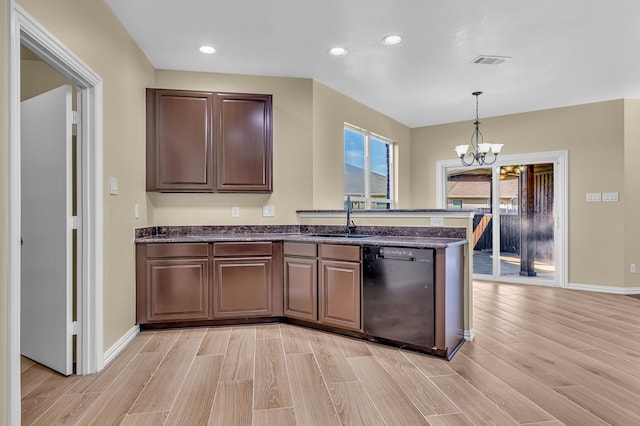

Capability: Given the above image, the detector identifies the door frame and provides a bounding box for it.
[8,3,104,423]
[436,150,568,288]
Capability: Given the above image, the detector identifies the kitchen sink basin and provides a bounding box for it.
[307,233,371,239]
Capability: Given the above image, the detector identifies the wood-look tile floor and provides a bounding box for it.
[22,281,640,425]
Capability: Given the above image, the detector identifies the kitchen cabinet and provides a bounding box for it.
[136,243,211,323]
[212,242,282,319]
[283,242,318,321]
[215,93,272,192]
[146,89,214,192]
[318,244,362,331]
[146,89,272,193]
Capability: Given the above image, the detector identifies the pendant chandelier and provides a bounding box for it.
[454,91,503,166]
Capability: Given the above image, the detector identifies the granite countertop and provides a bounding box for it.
[135,225,468,249]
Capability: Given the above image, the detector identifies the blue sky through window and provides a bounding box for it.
[344,128,364,169]
[370,137,389,177]
[344,128,389,177]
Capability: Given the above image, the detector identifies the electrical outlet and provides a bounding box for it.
[631,264,636,273]
[262,205,275,217]
[231,207,240,218]
[430,217,444,227]
[134,203,139,219]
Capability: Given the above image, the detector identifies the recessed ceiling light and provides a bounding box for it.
[198,45,216,55]
[382,35,402,46]
[329,47,348,56]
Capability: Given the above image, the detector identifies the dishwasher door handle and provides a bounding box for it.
[377,254,415,261]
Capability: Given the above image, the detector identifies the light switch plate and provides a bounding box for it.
[602,192,619,202]
[586,192,601,202]
[109,177,118,195]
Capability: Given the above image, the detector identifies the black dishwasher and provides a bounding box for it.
[363,246,435,348]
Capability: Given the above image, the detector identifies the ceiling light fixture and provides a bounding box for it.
[329,47,348,56]
[382,34,402,46]
[454,91,503,166]
[198,45,216,54]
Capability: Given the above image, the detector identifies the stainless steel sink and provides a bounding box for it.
[307,233,371,239]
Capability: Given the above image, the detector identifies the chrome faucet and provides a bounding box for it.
[346,196,356,235]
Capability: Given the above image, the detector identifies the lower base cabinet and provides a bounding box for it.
[283,243,362,332]
[135,238,464,358]
[318,257,361,331]
[136,243,211,324]
[283,242,318,321]
[137,241,282,324]
[213,256,273,318]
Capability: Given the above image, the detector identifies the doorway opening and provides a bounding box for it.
[9,4,104,423]
[437,151,567,288]
[20,44,78,377]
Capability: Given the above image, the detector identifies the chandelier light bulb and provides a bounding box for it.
[455,91,503,166]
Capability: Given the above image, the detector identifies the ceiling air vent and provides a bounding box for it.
[471,55,510,65]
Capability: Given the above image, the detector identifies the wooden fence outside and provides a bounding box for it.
[473,213,554,262]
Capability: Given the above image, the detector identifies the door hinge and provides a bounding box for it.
[71,216,78,230]
[72,110,80,125]
[71,321,78,336]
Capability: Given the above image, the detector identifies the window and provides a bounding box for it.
[344,124,394,209]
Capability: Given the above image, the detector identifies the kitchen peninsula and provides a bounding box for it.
[135,223,468,359]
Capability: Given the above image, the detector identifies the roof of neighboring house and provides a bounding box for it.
[344,164,388,196]
[447,178,519,199]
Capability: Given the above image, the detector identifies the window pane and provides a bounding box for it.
[344,128,365,197]
[369,137,390,199]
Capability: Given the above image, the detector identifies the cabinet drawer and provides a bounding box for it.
[284,242,317,257]
[320,244,361,262]
[145,243,209,258]
[214,242,272,257]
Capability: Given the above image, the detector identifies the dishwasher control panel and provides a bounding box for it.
[363,246,433,263]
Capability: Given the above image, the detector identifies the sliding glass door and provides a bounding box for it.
[440,151,566,287]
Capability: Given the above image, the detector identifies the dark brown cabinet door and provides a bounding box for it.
[214,93,272,192]
[146,89,214,191]
[318,259,361,331]
[284,256,317,321]
[213,257,273,318]
[136,243,211,323]
[144,258,210,322]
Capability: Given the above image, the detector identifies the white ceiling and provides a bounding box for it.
[104,0,640,128]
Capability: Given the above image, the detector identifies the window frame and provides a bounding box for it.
[343,123,395,210]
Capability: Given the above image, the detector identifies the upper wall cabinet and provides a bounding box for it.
[146,89,215,192]
[215,93,273,192]
[146,89,273,193]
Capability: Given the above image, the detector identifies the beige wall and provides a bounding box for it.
[311,82,411,209]
[0,0,8,418]
[151,70,314,225]
[3,0,638,419]
[624,99,640,288]
[411,100,633,289]
[149,74,412,224]
[21,52,74,102]
[16,0,156,350]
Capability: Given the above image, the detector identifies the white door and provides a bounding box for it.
[21,84,74,376]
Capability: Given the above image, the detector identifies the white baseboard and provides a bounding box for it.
[103,325,140,367]
[464,328,475,341]
[567,283,640,295]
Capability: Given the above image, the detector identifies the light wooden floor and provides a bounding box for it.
[22,281,640,425]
